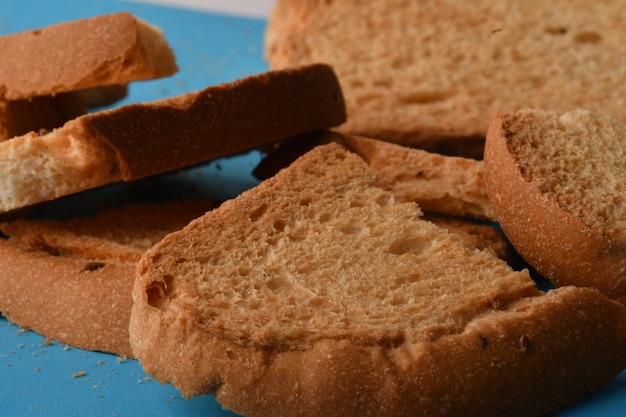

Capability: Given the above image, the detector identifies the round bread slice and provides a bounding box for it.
[130,143,626,417]
[484,109,626,305]
[0,200,214,357]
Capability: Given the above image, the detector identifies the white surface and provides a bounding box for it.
[127,0,274,18]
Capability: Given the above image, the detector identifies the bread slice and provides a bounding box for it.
[343,135,495,220]
[484,109,626,305]
[0,12,177,101]
[0,63,346,214]
[266,0,626,155]
[255,132,495,220]
[0,199,214,357]
[129,143,626,417]
[0,93,86,141]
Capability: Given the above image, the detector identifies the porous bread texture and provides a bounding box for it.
[484,109,626,304]
[423,213,510,261]
[0,93,86,141]
[0,12,178,100]
[342,135,495,220]
[0,64,346,214]
[266,0,626,153]
[130,143,626,417]
[0,122,121,213]
[0,200,214,357]
[136,143,535,351]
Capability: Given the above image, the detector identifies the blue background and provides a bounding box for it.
[0,1,624,416]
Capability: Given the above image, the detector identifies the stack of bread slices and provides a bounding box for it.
[1,5,626,417]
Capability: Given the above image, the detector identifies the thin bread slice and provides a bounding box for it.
[0,12,177,101]
[266,0,626,155]
[0,199,214,357]
[129,143,626,417]
[0,64,346,214]
[484,109,626,305]
[0,93,86,141]
[342,135,495,220]
[255,132,495,220]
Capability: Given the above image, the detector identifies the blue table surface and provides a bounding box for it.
[0,1,624,416]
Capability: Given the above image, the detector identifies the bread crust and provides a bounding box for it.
[484,112,626,304]
[0,93,86,141]
[131,283,626,417]
[0,12,178,100]
[82,64,346,180]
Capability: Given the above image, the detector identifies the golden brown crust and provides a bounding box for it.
[132,283,626,417]
[0,12,178,100]
[0,93,87,141]
[83,63,346,180]
[484,112,626,304]
[0,200,214,357]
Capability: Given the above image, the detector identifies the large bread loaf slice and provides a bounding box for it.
[0,200,214,357]
[129,143,626,417]
[0,64,345,214]
[266,0,626,155]
[484,109,626,305]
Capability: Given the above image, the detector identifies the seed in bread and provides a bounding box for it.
[484,108,626,305]
[129,143,626,417]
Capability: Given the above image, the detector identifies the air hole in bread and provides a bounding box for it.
[574,31,602,43]
[146,275,177,310]
[544,26,568,35]
[273,219,286,232]
[83,261,105,272]
[387,236,429,255]
[249,204,268,222]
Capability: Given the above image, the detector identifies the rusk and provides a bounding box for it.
[255,132,495,220]
[266,0,626,154]
[343,135,495,220]
[0,200,214,357]
[0,12,178,100]
[484,109,626,305]
[0,64,346,214]
[130,143,626,417]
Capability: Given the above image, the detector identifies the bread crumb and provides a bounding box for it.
[72,370,86,378]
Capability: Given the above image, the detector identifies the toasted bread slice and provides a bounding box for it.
[484,109,626,305]
[0,200,214,357]
[130,143,626,417]
[0,64,345,214]
[266,0,626,156]
[343,135,495,220]
[255,132,495,220]
[0,12,177,101]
